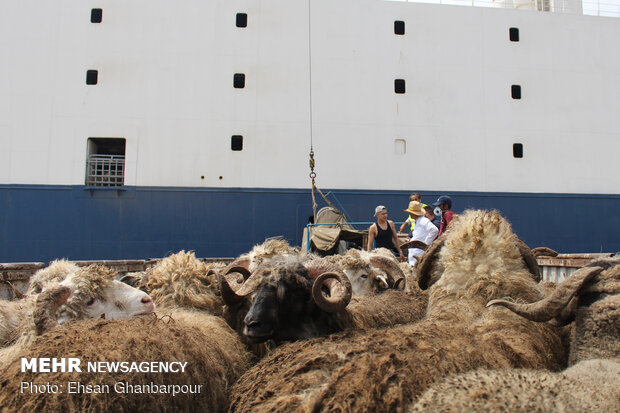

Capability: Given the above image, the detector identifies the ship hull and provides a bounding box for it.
[2,184,618,262]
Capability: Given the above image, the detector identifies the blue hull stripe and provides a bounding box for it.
[1,185,619,262]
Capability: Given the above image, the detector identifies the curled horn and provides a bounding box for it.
[311,271,352,313]
[368,255,406,290]
[218,257,258,305]
[32,285,72,335]
[516,239,541,282]
[224,257,252,279]
[218,271,263,306]
[417,235,446,290]
[486,265,604,322]
[531,247,559,258]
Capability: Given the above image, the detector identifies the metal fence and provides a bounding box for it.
[85,154,125,187]
[538,253,614,282]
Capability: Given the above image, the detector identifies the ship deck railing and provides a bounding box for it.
[305,221,408,253]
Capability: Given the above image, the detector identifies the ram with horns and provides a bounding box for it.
[218,254,427,345]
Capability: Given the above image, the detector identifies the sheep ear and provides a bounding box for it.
[417,236,446,290]
[32,285,72,335]
[119,272,144,288]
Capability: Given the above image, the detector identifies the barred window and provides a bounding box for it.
[86,138,126,187]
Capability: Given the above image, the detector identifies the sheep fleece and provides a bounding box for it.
[228,309,564,412]
[0,314,250,413]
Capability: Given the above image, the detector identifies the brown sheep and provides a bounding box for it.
[410,259,620,412]
[0,251,254,412]
[227,210,565,412]
[0,312,251,412]
[138,250,224,315]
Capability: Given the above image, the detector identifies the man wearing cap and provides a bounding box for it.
[433,195,455,236]
[367,206,405,262]
[404,201,438,265]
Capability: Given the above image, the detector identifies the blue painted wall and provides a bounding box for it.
[1,185,619,262]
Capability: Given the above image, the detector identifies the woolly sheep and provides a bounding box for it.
[410,359,620,412]
[0,311,251,412]
[228,238,300,274]
[228,210,565,412]
[324,248,406,295]
[410,259,620,411]
[219,254,426,347]
[0,251,254,411]
[130,250,225,315]
[0,263,154,351]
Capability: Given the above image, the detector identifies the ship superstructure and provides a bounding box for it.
[1,0,619,261]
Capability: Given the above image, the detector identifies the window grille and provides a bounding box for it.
[86,154,125,187]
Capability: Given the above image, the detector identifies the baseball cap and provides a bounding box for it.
[432,196,452,208]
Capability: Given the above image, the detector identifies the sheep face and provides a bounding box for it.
[241,262,316,343]
[335,250,404,296]
[220,257,352,344]
[345,268,378,296]
[56,265,155,323]
[338,250,382,296]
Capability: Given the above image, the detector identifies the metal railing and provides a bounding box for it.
[384,0,620,17]
[85,154,125,187]
[305,221,406,252]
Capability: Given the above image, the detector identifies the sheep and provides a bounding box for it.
[410,259,620,411]
[409,359,620,412]
[0,309,251,412]
[125,250,225,315]
[227,210,565,412]
[219,254,427,347]
[226,238,300,274]
[324,248,407,295]
[0,252,255,411]
[26,259,80,294]
[0,263,154,352]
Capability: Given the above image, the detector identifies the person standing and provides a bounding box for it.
[424,204,441,231]
[367,205,405,261]
[404,201,438,265]
[399,193,422,234]
[433,195,455,236]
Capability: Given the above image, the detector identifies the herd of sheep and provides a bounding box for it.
[0,209,617,412]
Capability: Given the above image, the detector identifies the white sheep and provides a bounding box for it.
[324,248,406,296]
[0,262,154,362]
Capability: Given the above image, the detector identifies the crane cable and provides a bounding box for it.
[307,0,336,223]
